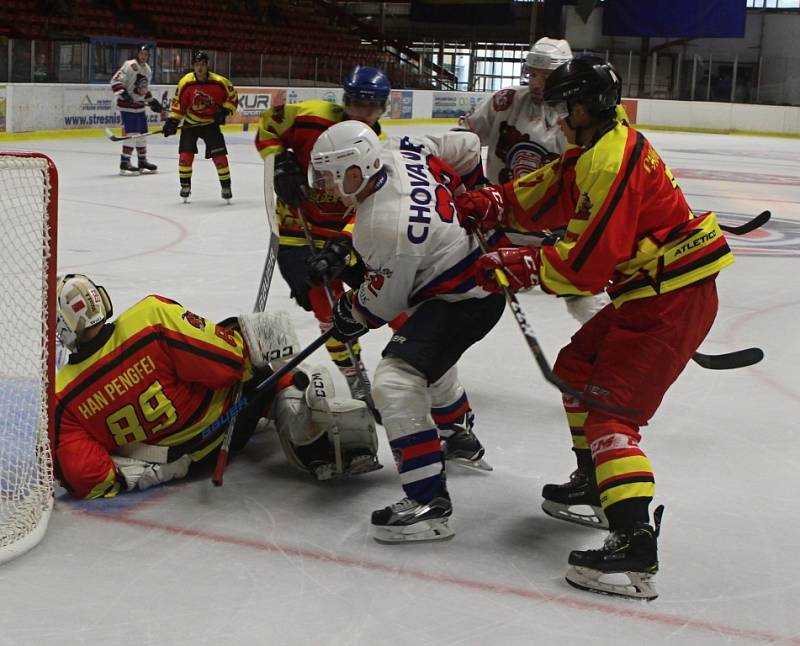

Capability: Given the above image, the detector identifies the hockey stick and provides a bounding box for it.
[104,126,167,142]
[209,329,333,485]
[293,205,378,419]
[212,155,280,486]
[719,210,770,235]
[474,230,638,417]
[692,347,764,370]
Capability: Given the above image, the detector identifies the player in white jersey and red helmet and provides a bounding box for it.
[461,37,610,325]
[309,121,505,543]
[110,45,165,174]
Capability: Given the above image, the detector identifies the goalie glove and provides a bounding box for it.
[238,310,300,369]
[274,150,309,208]
[306,236,353,286]
[112,455,191,492]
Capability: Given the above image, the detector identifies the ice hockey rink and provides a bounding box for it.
[1,122,799,646]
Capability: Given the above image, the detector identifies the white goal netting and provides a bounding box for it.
[0,152,56,565]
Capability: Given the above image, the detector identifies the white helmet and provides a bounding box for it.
[525,37,573,72]
[308,120,383,197]
[56,274,113,351]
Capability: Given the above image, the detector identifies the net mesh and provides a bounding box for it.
[0,154,55,564]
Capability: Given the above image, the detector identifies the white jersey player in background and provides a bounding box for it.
[309,122,505,543]
[110,45,165,175]
[461,37,610,325]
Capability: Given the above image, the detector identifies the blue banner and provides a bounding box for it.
[602,0,746,38]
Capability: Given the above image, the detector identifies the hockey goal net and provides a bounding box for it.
[0,152,57,565]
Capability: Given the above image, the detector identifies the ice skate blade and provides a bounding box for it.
[119,169,140,176]
[565,566,658,601]
[446,455,493,472]
[541,500,608,530]
[373,518,454,544]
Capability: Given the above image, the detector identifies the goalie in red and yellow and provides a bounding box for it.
[53,274,381,500]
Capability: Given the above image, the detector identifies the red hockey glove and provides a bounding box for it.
[475,246,540,294]
[454,185,505,233]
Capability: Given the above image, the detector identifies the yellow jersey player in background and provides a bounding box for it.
[163,50,238,203]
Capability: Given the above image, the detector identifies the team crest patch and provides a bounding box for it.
[492,88,515,112]
[182,310,207,330]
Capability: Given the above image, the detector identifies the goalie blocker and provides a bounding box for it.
[273,364,381,480]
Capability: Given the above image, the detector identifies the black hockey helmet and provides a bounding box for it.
[543,57,621,115]
[192,50,210,63]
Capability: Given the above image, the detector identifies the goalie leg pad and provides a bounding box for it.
[238,310,300,368]
[273,365,380,479]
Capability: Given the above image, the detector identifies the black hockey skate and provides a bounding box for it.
[542,461,608,529]
[119,161,139,175]
[440,412,492,471]
[372,490,453,544]
[221,184,233,202]
[137,159,157,173]
[565,505,664,601]
[180,182,191,203]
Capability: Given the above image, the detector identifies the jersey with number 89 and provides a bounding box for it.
[54,295,253,499]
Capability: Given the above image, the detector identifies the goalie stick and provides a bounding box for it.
[212,155,281,486]
[719,210,770,236]
[474,230,638,417]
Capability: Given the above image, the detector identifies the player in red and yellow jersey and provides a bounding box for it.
[52,274,289,499]
[163,50,238,202]
[455,58,735,600]
[254,66,390,406]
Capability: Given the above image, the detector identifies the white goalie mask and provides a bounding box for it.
[56,274,113,351]
[522,37,573,82]
[308,120,383,198]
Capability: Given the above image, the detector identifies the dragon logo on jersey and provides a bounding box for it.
[496,121,557,183]
[191,90,216,114]
[181,310,207,330]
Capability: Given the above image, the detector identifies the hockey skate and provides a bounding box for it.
[221,184,233,203]
[137,159,158,173]
[541,467,608,529]
[440,412,492,471]
[565,505,664,601]
[311,454,383,481]
[372,491,454,544]
[119,161,139,175]
[180,183,191,203]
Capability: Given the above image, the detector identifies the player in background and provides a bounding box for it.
[54,274,381,499]
[110,45,165,175]
[163,51,238,202]
[310,122,505,543]
[461,38,611,326]
[254,66,390,410]
[455,58,735,599]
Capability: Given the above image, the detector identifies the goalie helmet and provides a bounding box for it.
[55,274,113,352]
[343,66,391,104]
[308,120,383,197]
[543,57,622,116]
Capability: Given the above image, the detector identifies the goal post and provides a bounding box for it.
[0,152,58,565]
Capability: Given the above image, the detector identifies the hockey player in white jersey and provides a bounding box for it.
[309,122,505,543]
[110,45,165,175]
[461,37,610,325]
